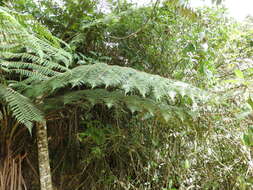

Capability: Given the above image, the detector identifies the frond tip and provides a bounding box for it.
[0,84,45,131]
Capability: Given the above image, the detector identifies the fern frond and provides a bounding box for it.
[0,52,69,72]
[0,84,45,131]
[0,8,72,65]
[0,6,72,78]
[0,61,59,76]
[25,63,208,103]
[43,89,192,122]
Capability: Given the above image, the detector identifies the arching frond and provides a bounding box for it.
[43,89,192,122]
[0,6,71,81]
[24,63,209,103]
[0,84,45,131]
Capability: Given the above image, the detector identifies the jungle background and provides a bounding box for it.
[0,0,253,189]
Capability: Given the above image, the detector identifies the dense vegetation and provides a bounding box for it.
[0,0,253,189]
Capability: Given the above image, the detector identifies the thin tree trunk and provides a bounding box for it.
[36,122,53,190]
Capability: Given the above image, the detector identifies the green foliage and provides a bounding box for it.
[0,84,44,130]
[0,6,71,128]
[1,1,253,190]
[0,7,72,67]
[242,126,253,146]
[42,89,192,122]
[0,6,72,95]
[24,63,208,102]
[0,3,206,131]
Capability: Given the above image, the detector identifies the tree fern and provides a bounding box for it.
[0,6,70,130]
[0,6,208,131]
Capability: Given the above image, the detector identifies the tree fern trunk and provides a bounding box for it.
[36,122,53,190]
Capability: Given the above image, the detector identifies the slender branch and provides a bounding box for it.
[109,0,160,40]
